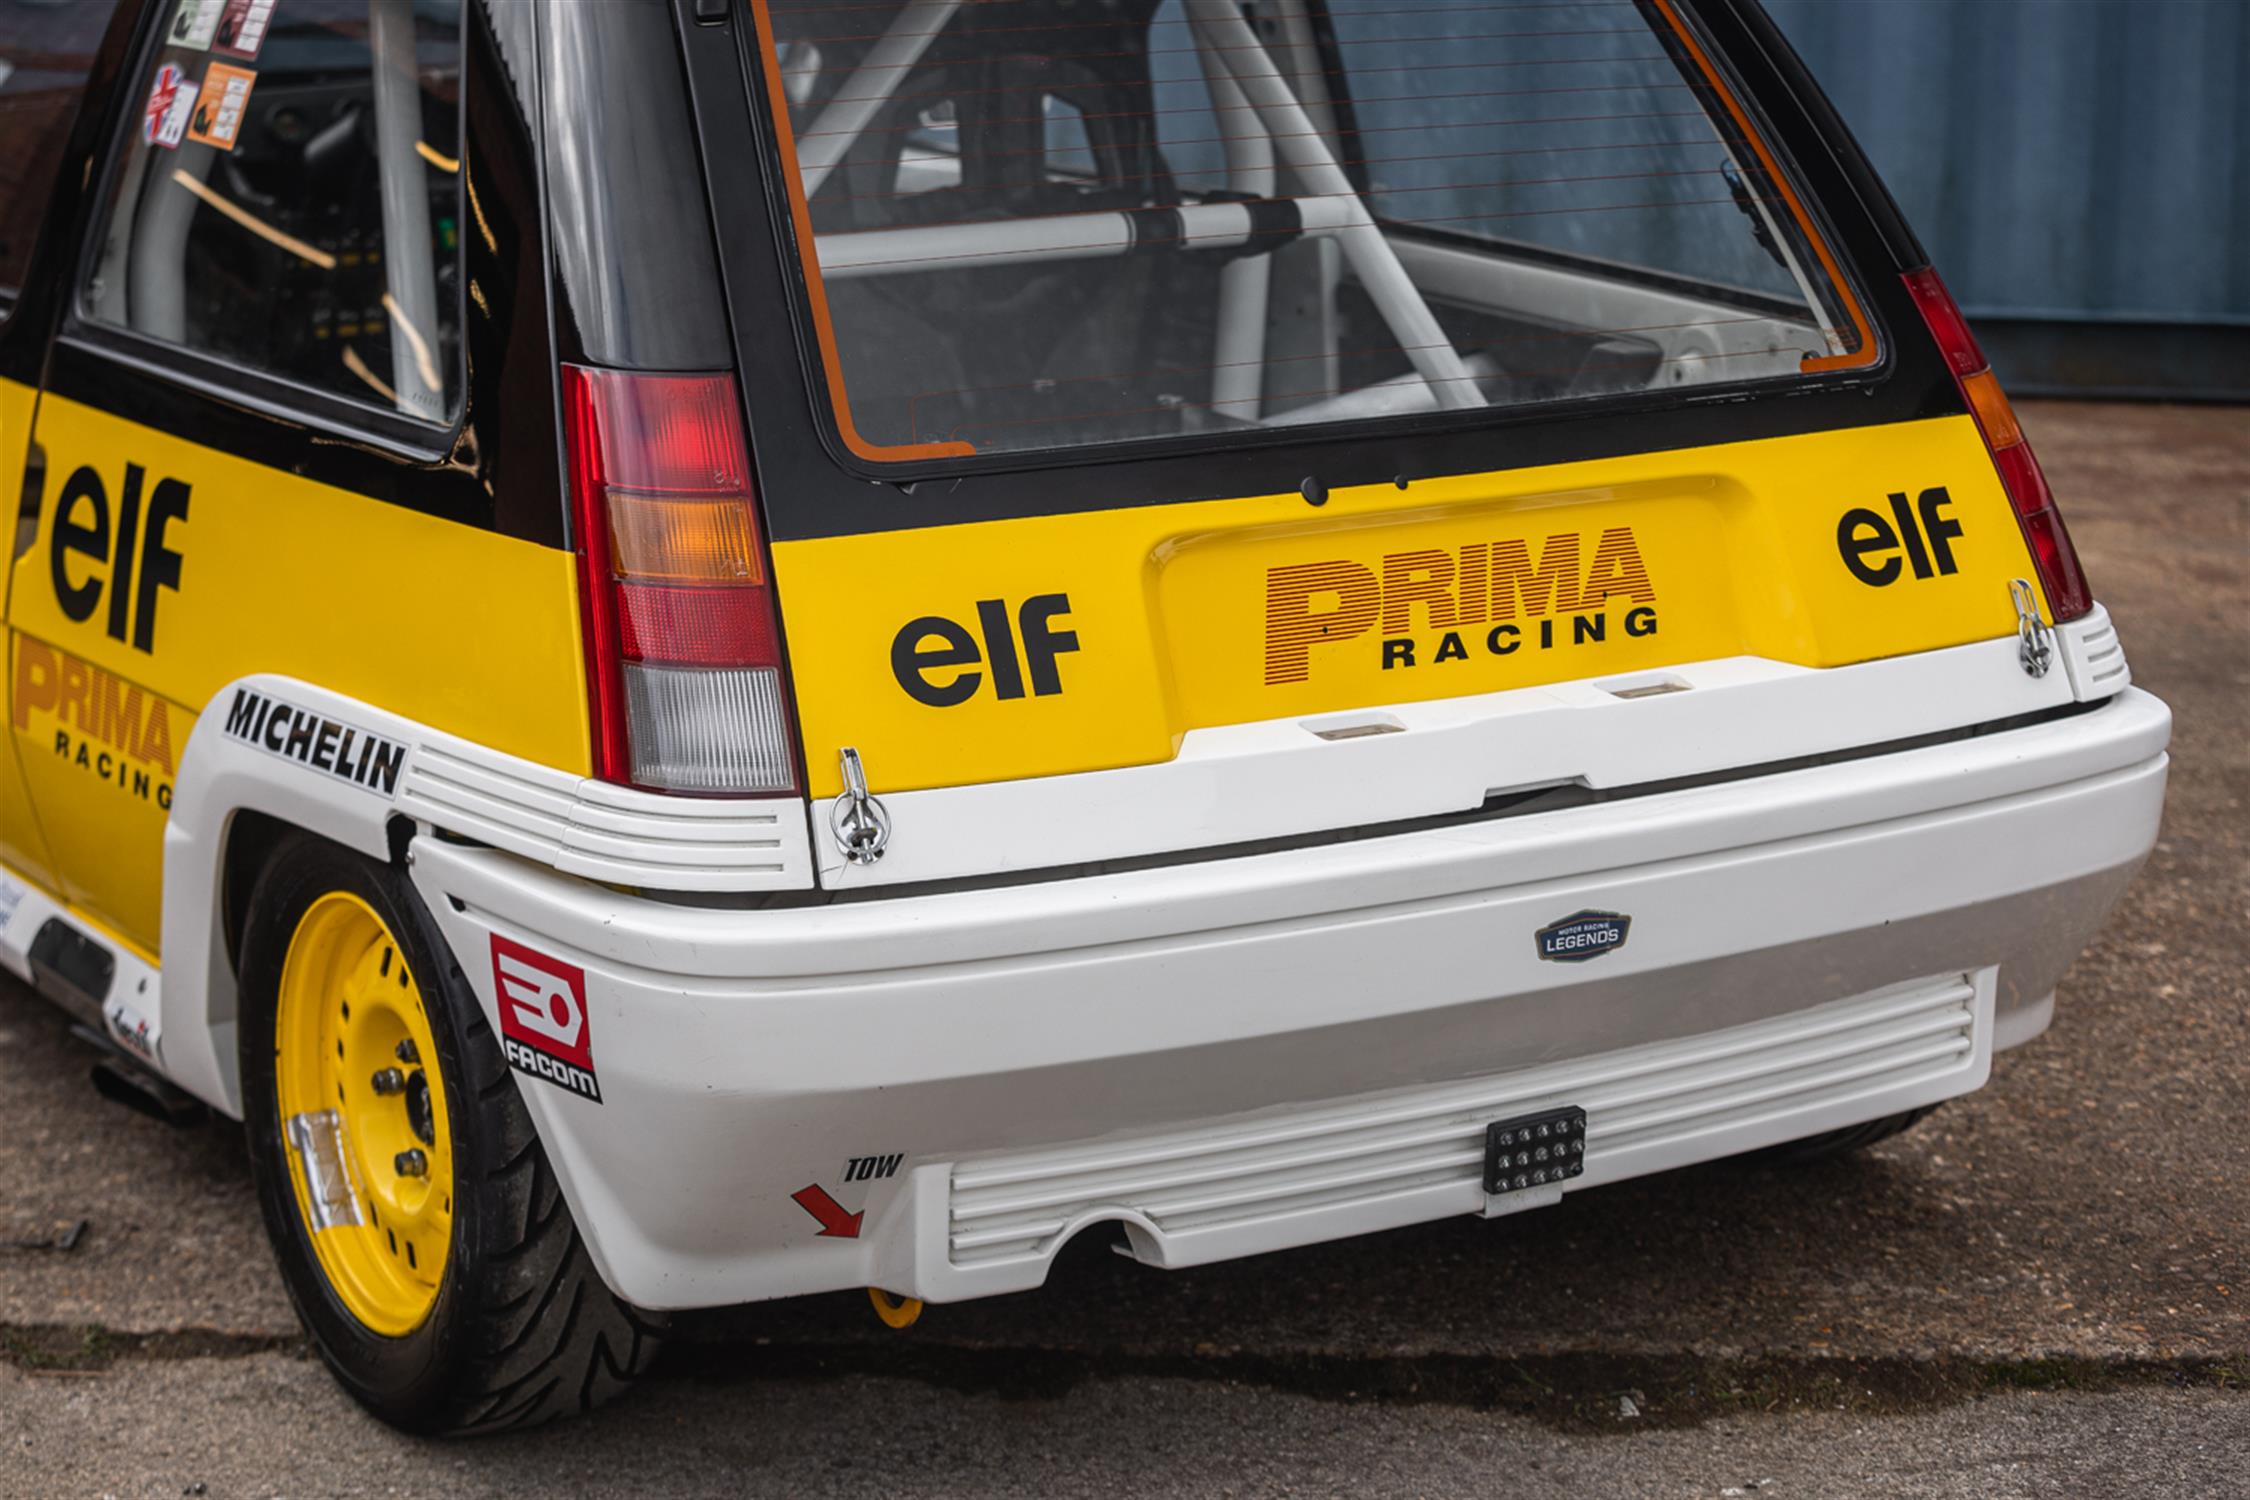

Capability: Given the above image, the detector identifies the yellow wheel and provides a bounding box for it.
[274,891,453,1336]
[241,835,660,1433]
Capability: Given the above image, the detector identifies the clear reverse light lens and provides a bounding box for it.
[622,663,794,794]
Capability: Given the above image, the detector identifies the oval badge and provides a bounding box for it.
[1535,910,1631,963]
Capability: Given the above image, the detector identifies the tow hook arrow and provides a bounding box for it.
[791,1183,865,1239]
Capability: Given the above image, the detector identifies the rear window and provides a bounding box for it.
[750,0,1876,467]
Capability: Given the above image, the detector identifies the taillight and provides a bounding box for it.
[1902,267,2092,622]
[562,365,799,794]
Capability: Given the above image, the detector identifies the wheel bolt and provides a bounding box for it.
[394,1149,428,1179]
[394,1039,420,1064]
[370,1067,407,1096]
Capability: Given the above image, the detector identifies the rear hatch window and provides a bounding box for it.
[749,0,1876,465]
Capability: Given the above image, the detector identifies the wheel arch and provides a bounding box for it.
[161,678,421,1117]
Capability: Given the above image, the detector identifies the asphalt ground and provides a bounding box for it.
[2,400,2244,1496]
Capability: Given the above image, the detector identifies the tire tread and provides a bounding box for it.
[236,832,661,1437]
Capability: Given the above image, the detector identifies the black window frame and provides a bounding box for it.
[57,0,474,465]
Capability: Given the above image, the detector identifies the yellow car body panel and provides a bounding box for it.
[4,393,592,954]
[775,414,2044,798]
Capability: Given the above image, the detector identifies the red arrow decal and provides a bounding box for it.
[791,1184,864,1239]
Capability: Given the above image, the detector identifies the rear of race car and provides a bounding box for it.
[403,0,2167,1316]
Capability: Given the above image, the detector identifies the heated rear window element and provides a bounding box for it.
[750,0,1877,465]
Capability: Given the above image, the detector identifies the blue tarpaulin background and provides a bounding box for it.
[1766,0,2248,396]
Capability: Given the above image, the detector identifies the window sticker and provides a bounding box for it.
[215,0,277,62]
[168,0,225,51]
[143,63,197,150]
[185,62,256,151]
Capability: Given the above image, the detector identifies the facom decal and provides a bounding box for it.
[48,461,190,654]
[12,639,180,812]
[1535,910,1632,964]
[221,688,408,796]
[890,594,1079,707]
[491,936,601,1103]
[1265,526,1659,684]
[1837,487,1965,587]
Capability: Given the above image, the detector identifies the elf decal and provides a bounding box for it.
[48,461,189,655]
[1265,525,1659,684]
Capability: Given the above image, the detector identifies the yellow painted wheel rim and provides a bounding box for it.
[275,892,453,1337]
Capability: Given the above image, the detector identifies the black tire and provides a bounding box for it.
[238,832,662,1434]
[1737,1106,1941,1168]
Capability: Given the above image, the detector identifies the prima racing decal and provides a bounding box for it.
[1535,911,1632,964]
[1265,526,1658,684]
[491,936,601,1103]
[222,688,408,796]
[12,639,179,811]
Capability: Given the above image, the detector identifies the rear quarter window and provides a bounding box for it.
[81,0,464,423]
[749,0,1877,468]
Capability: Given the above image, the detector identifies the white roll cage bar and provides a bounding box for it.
[792,0,1490,419]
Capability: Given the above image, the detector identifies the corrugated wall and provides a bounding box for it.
[1765,0,2249,395]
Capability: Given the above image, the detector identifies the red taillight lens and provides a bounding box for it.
[1902,268,2092,622]
[563,365,798,794]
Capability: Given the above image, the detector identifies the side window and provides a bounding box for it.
[83,0,464,423]
[0,0,128,319]
[1042,96,1095,182]
[894,100,961,198]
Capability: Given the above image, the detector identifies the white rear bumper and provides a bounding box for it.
[411,687,2168,1310]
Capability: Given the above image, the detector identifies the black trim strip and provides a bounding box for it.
[725,697,2112,909]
